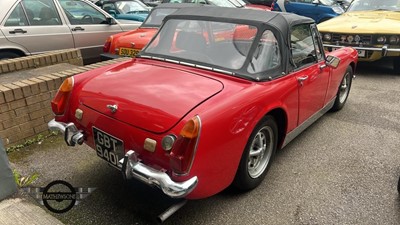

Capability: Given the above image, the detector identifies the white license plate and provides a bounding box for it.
[93,127,124,170]
[332,47,365,58]
[357,50,366,57]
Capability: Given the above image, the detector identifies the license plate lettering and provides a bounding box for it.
[119,48,139,57]
[93,127,124,170]
[96,131,118,150]
[96,145,119,165]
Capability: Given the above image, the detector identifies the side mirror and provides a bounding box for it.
[326,55,340,68]
[106,17,117,25]
[312,0,319,4]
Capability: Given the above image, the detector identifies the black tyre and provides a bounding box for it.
[397,176,400,194]
[331,66,353,112]
[393,57,400,74]
[0,51,21,60]
[233,115,278,191]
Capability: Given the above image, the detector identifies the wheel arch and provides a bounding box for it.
[0,48,26,57]
[349,61,356,74]
[266,107,287,150]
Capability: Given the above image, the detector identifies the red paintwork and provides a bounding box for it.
[245,4,271,11]
[80,62,223,133]
[105,28,159,55]
[54,43,357,199]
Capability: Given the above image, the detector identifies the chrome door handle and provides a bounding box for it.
[72,27,85,31]
[297,76,308,86]
[9,29,27,34]
[297,76,308,82]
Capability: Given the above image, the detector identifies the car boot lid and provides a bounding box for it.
[79,61,223,133]
[116,28,158,50]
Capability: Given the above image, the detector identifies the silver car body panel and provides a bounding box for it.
[0,0,140,62]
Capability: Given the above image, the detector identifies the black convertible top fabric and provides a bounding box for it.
[165,6,314,37]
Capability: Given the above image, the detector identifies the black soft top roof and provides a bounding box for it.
[165,6,315,35]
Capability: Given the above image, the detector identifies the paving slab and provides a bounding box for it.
[0,198,63,225]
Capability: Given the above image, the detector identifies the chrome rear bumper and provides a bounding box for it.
[48,119,198,198]
[121,150,198,198]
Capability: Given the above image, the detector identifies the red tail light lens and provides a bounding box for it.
[271,2,274,10]
[170,116,201,175]
[103,37,112,53]
[51,77,74,115]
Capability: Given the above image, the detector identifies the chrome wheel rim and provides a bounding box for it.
[339,71,350,103]
[248,126,274,178]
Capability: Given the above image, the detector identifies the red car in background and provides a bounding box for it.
[50,7,357,202]
[101,3,196,60]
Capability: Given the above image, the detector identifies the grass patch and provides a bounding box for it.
[6,131,59,154]
[13,169,39,188]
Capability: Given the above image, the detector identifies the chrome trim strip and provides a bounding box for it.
[140,55,233,74]
[282,98,335,148]
[195,64,213,70]
[324,44,400,52]
[213,68,233,75]
[152,57,165,61]
[165,59,180,64]
[121,150,198,198]
[179,61,195,67]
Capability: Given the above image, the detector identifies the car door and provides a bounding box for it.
[276,0,319,21]
[297,0,321,21]
[0,0,74,55]
[275,0,304,13]
[56,0,128,63]
[290,23,330,125]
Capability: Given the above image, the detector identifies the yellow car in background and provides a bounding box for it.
[318,0,400,73]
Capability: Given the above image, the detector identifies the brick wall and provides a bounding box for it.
[0,49,130,146]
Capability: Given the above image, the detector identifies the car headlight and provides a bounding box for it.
[377,36,387,44]
[332,6,344,14]
[389,36,399,44]
[323,33,332,41]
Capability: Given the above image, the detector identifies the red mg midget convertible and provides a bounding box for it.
[49,7,357,200]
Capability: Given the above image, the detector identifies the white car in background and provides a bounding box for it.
[0,0,141,63]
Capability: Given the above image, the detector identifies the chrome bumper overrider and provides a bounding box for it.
[324,44,400,57]
[48,119,84,146]
[121,150,198,198]
[47,119,198,198]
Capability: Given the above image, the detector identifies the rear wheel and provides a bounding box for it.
[398,176,400,194]
[233,115,278,191]
[331,66,353,112]
[0,51,21,60]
